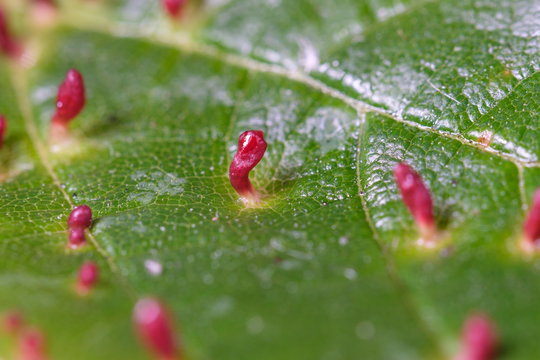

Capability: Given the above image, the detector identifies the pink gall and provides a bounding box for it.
[229,130,267,205]
[523,188,540,248]
[162,0,188,18]
[2,310,23,334]
[134,298,181,360]
[0,6,22,59]
[76,261,98,294]
[68,205,92,230]
[17,328,48,360]
[0,115,6,149]
[455,313,497,360]
[52,69,85,126]
[394,163,437,243]
[31,0,57,27]
[68,228,86,248]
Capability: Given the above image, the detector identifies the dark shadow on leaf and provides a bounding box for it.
[82,113,127,138]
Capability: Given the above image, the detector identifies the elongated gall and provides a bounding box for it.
[455,313,497,360]
[52,69,85,126]
[17,328,48,360]
[68,205,92,230]
[229,130,267,205]
[134,298,181,360]
[0,6,21,59]
[523,188,540,248]
[77,261,98,294]
[0,115,6,149]
[162,0,188,17]
[394,163,437,242]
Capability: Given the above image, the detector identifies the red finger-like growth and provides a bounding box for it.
[394,163,436,241]
[68,205,92,229]
[162,0,188,17]
[457,313,498,360]
[0,6,21,58]
[0,115,6,149]
[17,328,48,360]
[52,69,85,126]
[229,130,267,203]
[523,188,540,246]
[134,298,181,360]
[77,261,98,294]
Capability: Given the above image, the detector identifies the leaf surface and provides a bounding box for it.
[0,0,539,359]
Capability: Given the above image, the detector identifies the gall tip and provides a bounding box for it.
[133,298,180,360]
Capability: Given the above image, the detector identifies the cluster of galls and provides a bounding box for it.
[1,2,536,360]
[2,309,48,360]
[67,205,92,248]
[1,1,191,146]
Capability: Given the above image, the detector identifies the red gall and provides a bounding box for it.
[394,163,437,243]
[522,188,540,251]
[76,261,98,295]
[455,313,498,360]
[162,0,188,18]
[0,6,22,59]
[68,228,86,248]
[17,328,48,360]
[52,69,85,125]
[67,205,92,230]
[0,115,6,149]
[229,130,267,205]
[134,298,181,360]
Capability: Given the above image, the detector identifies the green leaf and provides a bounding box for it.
[0,0,538,359]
